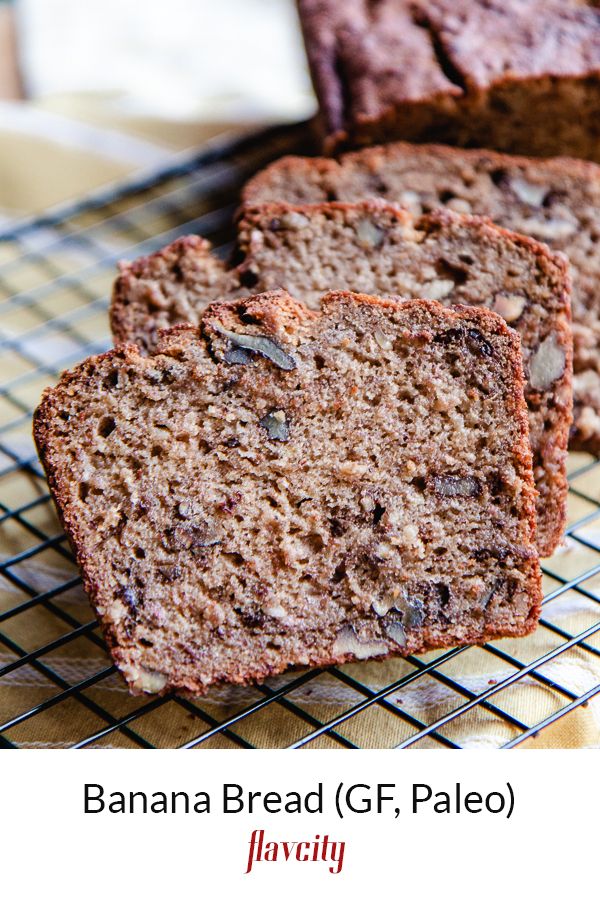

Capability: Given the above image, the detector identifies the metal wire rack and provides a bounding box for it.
[0,123,599,749]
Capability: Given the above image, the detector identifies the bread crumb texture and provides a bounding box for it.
[35,291,541,696]
[110,201,572,556]
[244,141,595,454]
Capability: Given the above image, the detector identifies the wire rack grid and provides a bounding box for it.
[0,123,599,750]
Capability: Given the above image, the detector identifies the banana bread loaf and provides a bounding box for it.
[243,142,599,453]
[111,201,573,556]
[34,290,542,696]
[297,0,600,157]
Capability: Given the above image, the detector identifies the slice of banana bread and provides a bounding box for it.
[111,202,573,556]
[297,0,600,158]
[34,290,542,696]
[243,142,599,454]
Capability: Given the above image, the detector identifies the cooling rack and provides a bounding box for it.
[0,123,599,749]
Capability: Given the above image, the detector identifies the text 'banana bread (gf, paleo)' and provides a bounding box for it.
[34,290,542,696]
[296,0,600,157]
[110,202,573,556]
[243,142,599,453]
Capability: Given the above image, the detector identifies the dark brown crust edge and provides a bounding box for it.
[295,2,600,157]
[294,0,465,155]
[33,291,542,697]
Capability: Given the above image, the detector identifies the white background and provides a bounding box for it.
[18,0,314,122]
[1,749,597,898]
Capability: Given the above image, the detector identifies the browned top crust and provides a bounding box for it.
[297,0,462,137]
[34,290,542,697]
[425,0,600,87]
[296,0,600,154]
